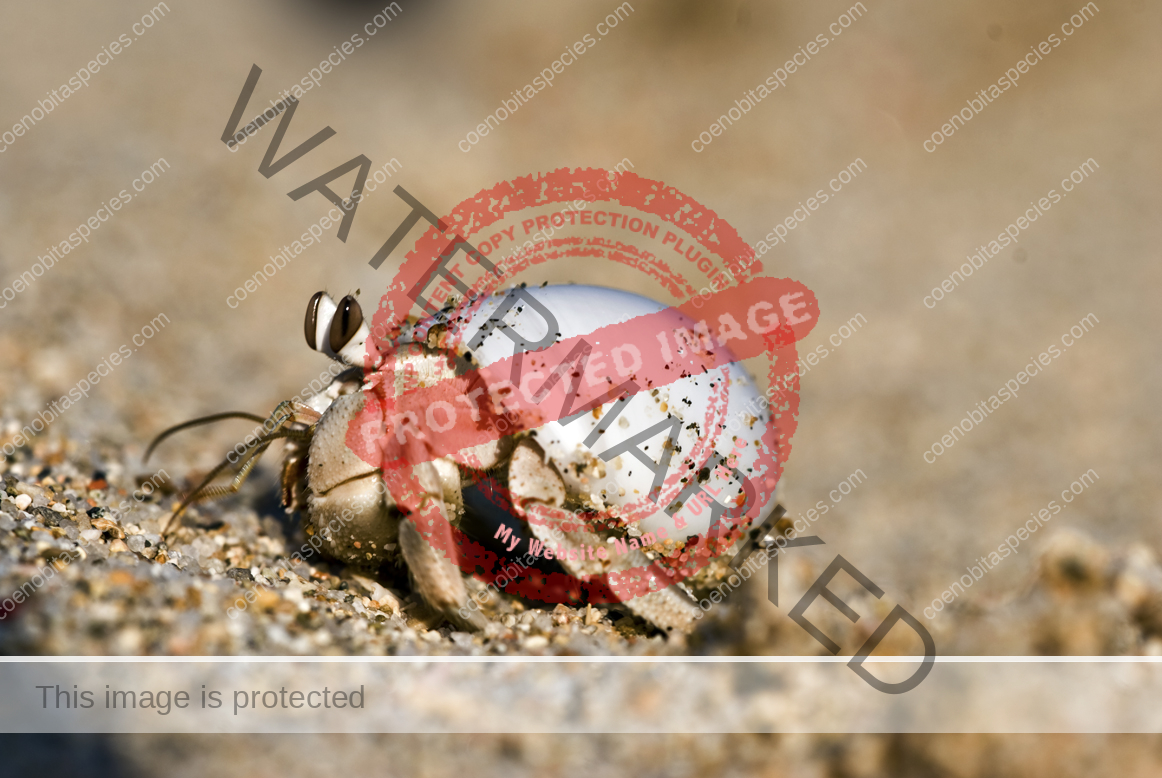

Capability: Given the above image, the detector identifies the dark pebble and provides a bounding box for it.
[31,506,60,527]
[227,568,254,583]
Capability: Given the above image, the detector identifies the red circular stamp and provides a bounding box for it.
[347,167,818,624]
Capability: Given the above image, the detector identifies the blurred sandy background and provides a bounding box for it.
[2,0,1160,770]
[2,0,1158,622]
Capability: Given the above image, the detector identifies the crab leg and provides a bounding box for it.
[399,505,488,632]
[507,438,702,634]
[396,461,487,632]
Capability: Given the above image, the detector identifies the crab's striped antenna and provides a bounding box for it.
[143,411,268,463]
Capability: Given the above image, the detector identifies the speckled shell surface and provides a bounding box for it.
[447,285,777,539]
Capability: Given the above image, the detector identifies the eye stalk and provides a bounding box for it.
[304,291,371,367]
[329,295,364,353]
[305,291,325,350]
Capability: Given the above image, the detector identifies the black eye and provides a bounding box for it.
[329,294,363,353]
[305,291,324,350]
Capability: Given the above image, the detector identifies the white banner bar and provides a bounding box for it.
[1,659,1159,733]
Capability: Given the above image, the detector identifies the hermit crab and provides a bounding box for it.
[148,285,782,633]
